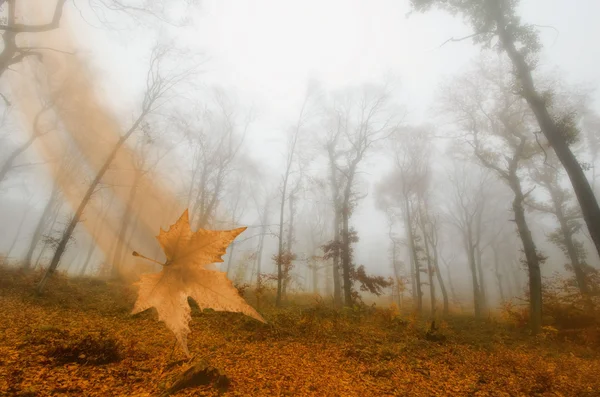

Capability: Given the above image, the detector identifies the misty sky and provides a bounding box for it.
[5,0,600,278]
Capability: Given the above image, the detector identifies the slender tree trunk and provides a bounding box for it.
[390,239,402,309]
[282,193,295,299]
[79,237,97,276]
[492,246,506,302]
[226,242,236,277]
[444,260,462,311]
[405,198,422,313]
[341,200,353,306]
[509,175,542,334]
[275,176,288,307]
[37,124,140,294]
[418,211,436,316]
[35,201,63,268]
[466,228,482,318]
[476,247,487,312]
[547,188,589,294]
[330,207,342,306]
[495,6,600,262]
[6,210,28,259]
[23,185,59,269]
[112,169,142,278]
[254,205,268,285]
[431,246,448,316]
[0,137,36,186]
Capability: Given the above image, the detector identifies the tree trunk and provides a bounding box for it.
[0,136,36,186]
[254,201,269,285]
[431,246,448,316]
[405,198,422,313]
[35,201,63,268]
[112,169,142,278]
[79,236,97,276]
[548,188,589,295]
[37,126,139,294]
[495,7,600,262]
[509,175,542,334]
[492,246,506,302]
[23,184,59,269]
[282,193,295,299]
[418,211,436,316]
[444,260,462,312]
[226,242,236,277]
[466,228,482,318]
[275,175,289,307]
[5,209,28,259]
[476,247,487,312]
[341,202,353,306]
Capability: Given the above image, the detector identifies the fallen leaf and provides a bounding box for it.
[131,209,265,356]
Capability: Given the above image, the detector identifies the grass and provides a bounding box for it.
[1,265,600,396]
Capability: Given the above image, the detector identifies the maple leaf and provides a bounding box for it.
[131,209,265,356]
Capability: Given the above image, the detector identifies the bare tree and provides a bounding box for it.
[378,126,430,314]
[37,44,193,293]
[0,103,55,186]
[274,91,312,307]
[181,92,250,230]
[0,0,68,79]
[411,0,600,267]
[444,163,489,318]
[326,84,398,306]
[440,57,544,333]
[528,154,591,295]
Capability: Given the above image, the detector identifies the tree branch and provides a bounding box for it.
[0,0,68,32]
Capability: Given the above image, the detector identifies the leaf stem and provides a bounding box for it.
[132,250,164,266]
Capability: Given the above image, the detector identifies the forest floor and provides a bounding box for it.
[1,266,600,397]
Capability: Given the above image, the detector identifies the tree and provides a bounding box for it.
[110,121,174,277]
[444,163,489,318]
[0,102,55,186]
[22,151,78,269]
[417,195,449,316]
[182,91,250,230]
[37,44,192,293]
[377,126,430,314]
[440,56,544,333]
[275,86,315,306]
[528,154,591,295]
[325,83,399,306]
[0,0,68,79]
[410,0,600,266]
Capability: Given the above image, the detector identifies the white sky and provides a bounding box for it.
[25,0,600,275]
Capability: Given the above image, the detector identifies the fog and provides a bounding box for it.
[2,0,600,314]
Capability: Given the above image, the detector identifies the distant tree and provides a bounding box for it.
[440,56,545,333]
[275,86,315,307]
[324,83,399,306]
[410,0,600,269]
[37,44,193,293]
[377,126,430,314]
[528,153,591,295]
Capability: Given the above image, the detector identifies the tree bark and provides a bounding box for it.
[465,228,482,318]
[494,6,600,262]
[418,209,436,316]
[404,198,422,314]
[509,174,542,334]
[341,201,353,306]
[328,149,342,307]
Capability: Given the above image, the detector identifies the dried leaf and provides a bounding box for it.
[131,209,265,356]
